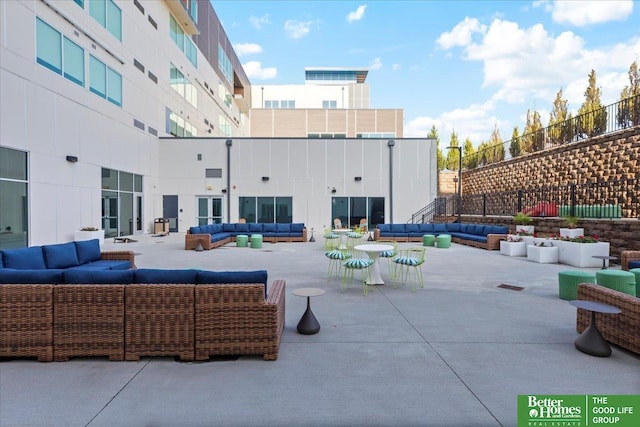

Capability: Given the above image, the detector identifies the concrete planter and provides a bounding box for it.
[515,225,534,234]
[559,228,584,238]
[527,245,558,263]
[500,240,527,257]
[74,229,105,245]
[554,240,610,268]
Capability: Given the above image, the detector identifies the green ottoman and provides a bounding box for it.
[236,234,248,247]
[595,270,636,296]
[250,234,263,249]
[422,234,435,247]
[435,234,451,249]
[629,268,640,297]
[558,270,596,300]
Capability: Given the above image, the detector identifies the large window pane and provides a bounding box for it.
[239,197,256,223]
[186,39,197,67]
[211,198,222,217]
[350,197,367,228]
[107,67,122,106]
[369,197,385,227]
[101,167,117,190]
[89,0,106,27]
[257,197,274,223]
[102,190,118,237]
[119,192,133,236]
[134,175,143,192]
[106,0,122,41]
[36,18,62,74]
[119,171,133,192]
[1,147,28,180]
[63,37,84,86]
[331,197,348,227]
[0,181,28,249]
[90,55,106,98]
[275,197,292,223]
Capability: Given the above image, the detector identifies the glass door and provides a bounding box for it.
[197,197,224,224]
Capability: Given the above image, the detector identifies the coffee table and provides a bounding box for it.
[569,300,621,357]
[292,288,325,335]
[592,255,617,269]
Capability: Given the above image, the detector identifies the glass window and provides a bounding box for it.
[107,67,122,106]
[275,197,292,223]
[101,168,118,190]
[63,37,84,86]
[239,197,257,223]
[186,39,197,68]
[89,55,106,98]
[134,175,143,192]
[74,0,84,7]
[368,197,385,227]
[0,146,28,180]
[218,44,232,83]
[331,197,348,228]
[257,197,275,223]
[36,18,62,74]
[265,100,272,108]
[106,0,122,40]
[170,15,179,45]
[350,197,367,228]
[190,0,198,24]
[89,0,106,27]
[119,171,133,192]
[0,180,29,249]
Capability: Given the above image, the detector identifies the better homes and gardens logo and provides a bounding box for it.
[518,395,639,427]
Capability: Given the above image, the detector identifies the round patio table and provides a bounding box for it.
[293,288,325,335]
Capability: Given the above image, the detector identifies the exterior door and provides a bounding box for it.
[163,195,179,232]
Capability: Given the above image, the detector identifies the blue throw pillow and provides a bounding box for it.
[405,224,420,233]
[290,223,304,233]
[74,239,101,264]
[390,224,406,233]
[276,223,290,232]
[190,226,202,234]
[0,253,3,268]
[236,223,250,233]
[212,224,222,233]
[43,242,80,269]
[433,223,447,233]
[222,223,236,232]
[446,223,460,232]
[1,246,46,270]
[63,269,134,284]
[459,223,469,233]
[135,268,199,284]
[0,268,64,284]
[418,223,434,232]
[628,261,640,269]
[197,270,268,295]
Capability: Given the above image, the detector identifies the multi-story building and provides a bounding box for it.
[0,0,435,249]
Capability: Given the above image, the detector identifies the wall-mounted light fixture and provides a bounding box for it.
[331,187,337,194]
[221,188,227,194]
[354,176,362,182]
[66,155,78,163]
[261,176,269,181]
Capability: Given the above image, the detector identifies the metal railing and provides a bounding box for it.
[464,94,640,168]
[410,178,639,223]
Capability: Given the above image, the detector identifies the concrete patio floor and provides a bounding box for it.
[1,233,638,427]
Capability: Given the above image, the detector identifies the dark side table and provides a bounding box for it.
[569,300,621,357]
[293,288,325,335]
[592,255,617,269]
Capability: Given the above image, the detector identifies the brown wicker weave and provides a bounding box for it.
[0,284,53,361]
[100,250,137,269]
[621,250,640,271]
[185,229,307,250]
[576,283,640,355]
[53,284,125,361]
[125,284,195,361]
[195,280,285,361]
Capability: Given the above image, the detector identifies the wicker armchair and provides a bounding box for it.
[577,283,639,355]
[621,250,640,271]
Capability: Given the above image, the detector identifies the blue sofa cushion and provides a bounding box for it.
[190,226,202,234]
[446,223,461,232]
[222,223,236,232]
[433,223,447,233]
[0,268,64,284]
[249,223,263,233]
[418,223,434,233]
[135,268,199,284]
[66,260,131,270]
[201,224,213,234]
[197,270,268,295]
[390,224,406,233]
[276,223,290,232]
[64,269,134,284]
[74,239,101,264]
[291,223,304,233]
[263,223,277,233]
[212,224,223,233]
[629,261,640,269]
[491,225,509,234]
[377,224,390,233]
[43,242,80,269]
[235,223,250,233]
[1,246,46,270]
[405,224,420,233]
[211,233,231,243]
[459,223,469,233]
[0,254,3,268]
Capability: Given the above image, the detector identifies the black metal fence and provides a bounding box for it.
[464,94,640,168]
[410,178,639,223]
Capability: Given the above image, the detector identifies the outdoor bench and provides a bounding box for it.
[185,222,306,250]
[374,222,508,250]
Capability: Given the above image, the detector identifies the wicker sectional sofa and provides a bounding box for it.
[576,283,639,355]
[621,250,640,271]
[185,222,307,250]
[0,264,286,362]
[374,222,509,250]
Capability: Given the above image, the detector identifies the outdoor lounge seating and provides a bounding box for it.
[0,266,286,362]
[374,223,508,250]
[576,283,640,355]
[621,250,640,271]
[185,222,307,250]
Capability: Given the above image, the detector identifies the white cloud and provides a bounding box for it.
[392,64,401,72]
[233,43,263,57]
[284,20,313,39]
[369,57,383,70]
[242,61,277,80]
[550,0,633,26]
[249,14,270,30]
[347,5,367,23]
[436,17,486,49]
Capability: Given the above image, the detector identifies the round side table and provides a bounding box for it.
[292,288,325,335]
[569,300,621,357]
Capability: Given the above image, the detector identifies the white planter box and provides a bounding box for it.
[559,228,584,238]
[515,225,534,234]
[74,230,105,245]
[554,240,610,268]
[527,245,558,263]
[500,241,527,257]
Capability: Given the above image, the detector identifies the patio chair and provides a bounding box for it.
[333,218,343,229]
[324,228,340,250]
[392,247,426,292]
[341,249,374,296]
[325,249,352,279]
[346,230,364,254]
[377,240,398,276]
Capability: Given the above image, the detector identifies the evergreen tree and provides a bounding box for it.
[577,69,607,137]
[617,60,640,127]
[427,125,446,170]
[446,130,461,171]
[509,126,521,158]
[523,109,543,152]
[462,138,476,169]
[549,88,571,143]
[488,125,505,162]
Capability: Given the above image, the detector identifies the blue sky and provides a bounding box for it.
[213,1,639,144]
